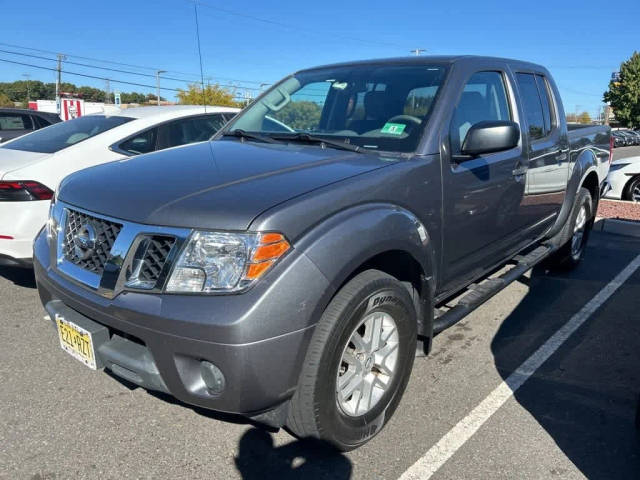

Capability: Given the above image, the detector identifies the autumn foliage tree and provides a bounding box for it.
[0,93,14,107]
[604,51,640,128]
[176,83,240,107]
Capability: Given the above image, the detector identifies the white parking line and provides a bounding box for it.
[399,253,640,480]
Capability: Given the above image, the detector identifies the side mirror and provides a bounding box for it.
[461,120,520,156]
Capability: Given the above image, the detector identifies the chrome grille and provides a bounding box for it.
[63,209,122,275]
[126,236,176,288]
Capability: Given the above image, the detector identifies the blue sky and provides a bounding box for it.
[2,0,638,116]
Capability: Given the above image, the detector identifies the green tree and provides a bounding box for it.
[271,101,322,130]
[0,93,14,107]
[176,83,239,107]
[604,51,640,128]
[578,111,591,124]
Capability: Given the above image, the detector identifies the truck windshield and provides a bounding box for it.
[1,115,133,154]
[225,64,447,153]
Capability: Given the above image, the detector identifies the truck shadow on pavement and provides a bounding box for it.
[490,248,640,479]
[0,265,36,288]
[234,428,352,480]
[141,389,353,479]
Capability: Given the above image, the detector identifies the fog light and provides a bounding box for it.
[200,361,225,396]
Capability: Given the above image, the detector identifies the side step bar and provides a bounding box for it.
[432,244,552,335]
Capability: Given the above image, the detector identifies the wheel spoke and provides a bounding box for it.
[339,374,363,401]
[338,367,357,389]
[350,332,368,352]
[359,376,376,413]
[367,314,384,352]
[336,309,400,417]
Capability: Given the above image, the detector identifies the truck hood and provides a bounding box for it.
[58,140,393,230]
[0,147,52,179]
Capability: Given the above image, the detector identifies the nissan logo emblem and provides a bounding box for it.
[73,223,97,260]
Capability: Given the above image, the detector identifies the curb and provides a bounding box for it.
[594,217,640,238]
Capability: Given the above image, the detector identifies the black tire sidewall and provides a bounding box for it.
[625,176,640,202]
[569,189,593,263]
[314,279,416,449]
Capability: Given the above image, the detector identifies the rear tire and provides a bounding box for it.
[547,187,593,270]
[623,175,640,203]
[286,269,417,451]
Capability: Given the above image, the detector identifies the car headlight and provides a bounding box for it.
[166,231,290,293]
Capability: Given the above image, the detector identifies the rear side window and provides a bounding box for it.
[516,73,554,140]
[32,115,53,129]
[156,114,227,150]
[119,128,158,155]
[1,115,133,153]
[0,113,33,131]
[450,71,511,154]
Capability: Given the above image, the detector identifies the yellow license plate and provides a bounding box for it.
[56,315,97,370]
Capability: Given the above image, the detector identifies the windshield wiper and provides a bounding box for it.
[222,129,281,144]
[272,133,365,153]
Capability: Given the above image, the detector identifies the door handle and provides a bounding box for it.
[512,166,527,177]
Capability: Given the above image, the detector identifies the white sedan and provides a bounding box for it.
[603,156,640,203]
[0,105,239,264]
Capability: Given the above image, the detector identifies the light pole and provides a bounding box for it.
[156,70,166,106]
[22,73,31,103]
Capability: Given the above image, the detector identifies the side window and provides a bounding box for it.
[118,128,158,155]
[450,71,511,154]
[156,114,227,150]
[0,113,33,131]
[516,73,546,140]
[32,116,50,129]
[535,75,554,133]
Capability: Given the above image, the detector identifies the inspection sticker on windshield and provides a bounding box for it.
[380,123,406,135]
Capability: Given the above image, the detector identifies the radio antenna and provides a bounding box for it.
[193,1,207,112]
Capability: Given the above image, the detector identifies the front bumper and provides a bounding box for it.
[34,228,333,416]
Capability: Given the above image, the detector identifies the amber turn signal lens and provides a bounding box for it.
[245,260,275,280]
[242,232,291,282]
[260,232,285,244]
[252,241,290,262]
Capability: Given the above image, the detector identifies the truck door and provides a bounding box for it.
[441,70,528,290]
[514,72,569,231]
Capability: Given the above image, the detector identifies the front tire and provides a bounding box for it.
[286,269,417,451]
[548,187,593,269]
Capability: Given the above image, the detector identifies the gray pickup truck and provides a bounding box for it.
[34,56,611,451]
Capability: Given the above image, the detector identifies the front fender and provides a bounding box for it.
[296,202,437,304]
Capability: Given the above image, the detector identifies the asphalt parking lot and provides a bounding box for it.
[613,144,640,161]
[2,230,640,480]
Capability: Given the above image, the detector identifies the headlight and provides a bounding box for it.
[166,231,290,293]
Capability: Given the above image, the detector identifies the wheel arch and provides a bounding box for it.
[297,203,437,338]
[547,148,600,238]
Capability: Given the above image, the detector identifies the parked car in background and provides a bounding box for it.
[612,131,627,148]
[604,155,640,202]
[616,130,640,146]
[0,105,238,265]
[0,108,61,144]
[34,56,610,450]
[627,130,640,144]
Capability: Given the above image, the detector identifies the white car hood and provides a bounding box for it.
[0,148,52,179]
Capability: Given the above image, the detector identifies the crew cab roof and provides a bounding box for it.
[296,55,549,74]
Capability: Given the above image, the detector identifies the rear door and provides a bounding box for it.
[441,69,528,290]
[514,72,569,232]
